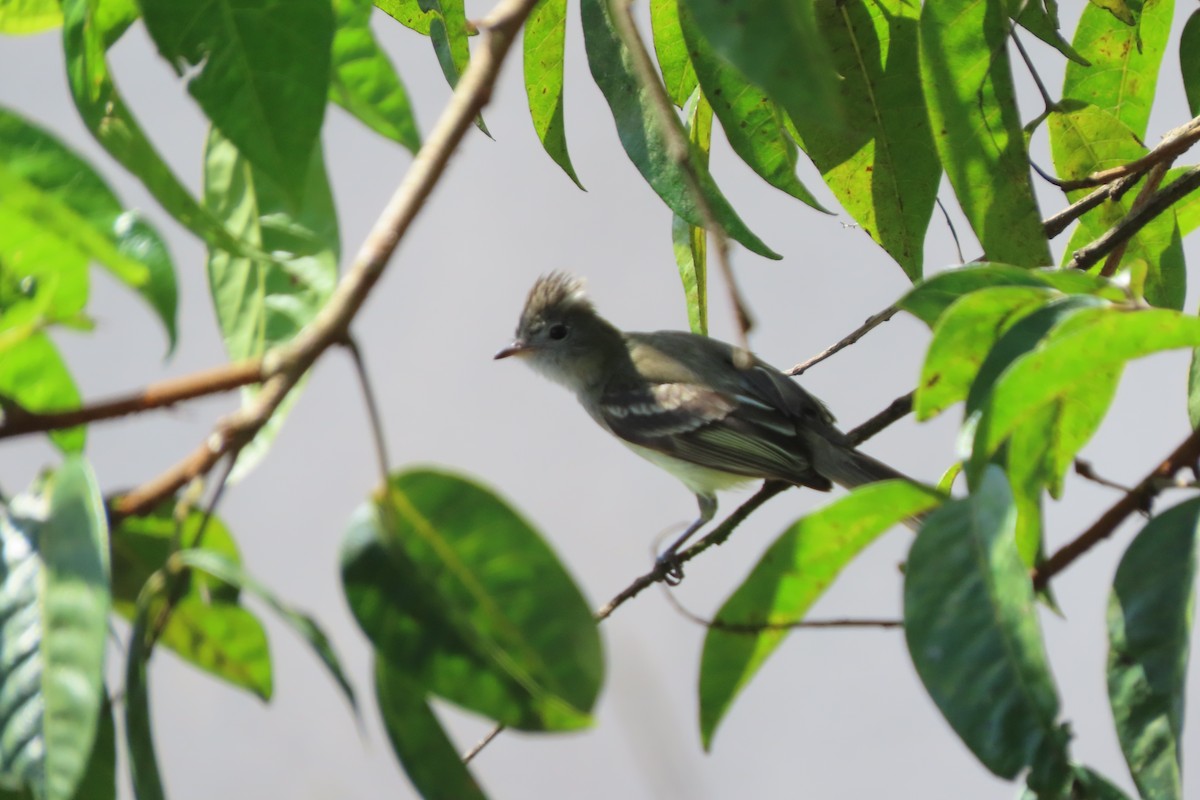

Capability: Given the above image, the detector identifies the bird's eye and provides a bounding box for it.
[548,323,569,340]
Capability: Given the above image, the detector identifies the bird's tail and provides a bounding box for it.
[805,435,912,490]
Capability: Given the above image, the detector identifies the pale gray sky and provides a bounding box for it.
[2,4,1198,799]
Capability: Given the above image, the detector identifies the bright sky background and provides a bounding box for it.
[2,4,1199,798]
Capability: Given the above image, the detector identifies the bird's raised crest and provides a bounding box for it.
[523,271,592,320]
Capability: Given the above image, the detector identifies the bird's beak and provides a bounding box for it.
[494,339,531,360]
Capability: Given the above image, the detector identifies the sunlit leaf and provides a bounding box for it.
[524,0,582,188]
[649,0,696,107]
[673,89,710,336]
[0,0,60,32]
[0,333,84,453]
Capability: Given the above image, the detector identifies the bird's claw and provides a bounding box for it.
[656,552,685,585]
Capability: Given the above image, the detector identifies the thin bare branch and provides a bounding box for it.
[1057,115,1200,191]
[788,305,899,376]
[462,724,506,763]
[661,587,900,631]
[846,391,915,446]
[343,336,392,486]
[1099,160,1171,277]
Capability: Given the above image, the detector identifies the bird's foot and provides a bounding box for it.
[656,551,685,585]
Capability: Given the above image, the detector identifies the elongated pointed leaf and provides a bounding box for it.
[1107,498,1199,800]
[73,695,115,800]
[673,90,710,336]
[524,0,582,188]
[1014,1,1088,66]
[374,659,487,800]
[679,0,840,130]
[904,467,1065,779]
[330,0,421,153]
[649,0,696,107]
[1183,11,1200,116]
[700,481,943,748]
[580,0,779,259]
[1063,0,1172,140]
[139,0,333,203]
[374,0,434,34]
[124,600,164,800]
[919,0,1050,266]
[678,1,827,214]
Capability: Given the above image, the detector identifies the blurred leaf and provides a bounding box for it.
[790,0,938,279]
[1183,11,1200,117]
[73,695,115,800]
[904,467,1065,779]
[581,0,779,259]
[155,596,272,700]
[700,481,943,748]
[330,0,421,154]
[1018,765,1135,800]
[679,0,827,214]
[524,0,582,188]
[898,263,1127,328]
[1107,497,1199,800]
[374,659,488,800]
[673,89,710,336]
[0,108,178,349]
[649,0,696,107]
[679,0,841,131]
[124,598,164,800]
[176,549,357,714]
[0,333,84,453]
[1190,346,1200,429]
[1014,1,1089,65]
[203,128,339,481]
[0,0,60,32]
[62,0,255,263]
[341,469,602,731]
[916,286,1055,420]
[0,458,110,800]
[974,308,1200,462]
[1063,0,1171,140]
[919,0,1050,266]
[139,0,333,203]
[1050,103,1185,310]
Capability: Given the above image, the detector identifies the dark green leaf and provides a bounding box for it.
[789,0,937,278]
[341,469,602,731]
[679,0,841,131]
[176,549,357,714]
[1014,1,1089,66]
[374,658,487,800]
[1086,0,1139,27]
[523,0,582,188]
[1063,0,1171,140]
[124,598,164,800]
[919,0,1050,266]
[204,128,339,479]
[679,0,827,214]
[139,0,334,202]
[1107,497,1199,800]
[0,0,60,32]
[330,0,421,153]
[1183,11,1200,117]
[0,333,85,453]
[904,467,1064,779]
[73,695,115,800]
[699,481,943,748]
[580,0,779,259]
[1189,347,1200,429]
[649,0,696,107]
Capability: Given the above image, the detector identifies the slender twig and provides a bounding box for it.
[1073,459,1134,494]
[110,0,539,518]
[1099,161,1171,277]
[846,391,915,446]
[787,305,899,375]
[1057,115,1200,191]
[342,336,392,486]
[1033,424,1200,590]
[1043,180,1126,238]
[935,198,965,264]
[462,724,505,763]
[1067,165,1200,271]
[660,587,900,631]
[1009,26,1053,111]
[0,358,264,440]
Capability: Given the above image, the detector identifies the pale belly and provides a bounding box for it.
[623,442,756,496]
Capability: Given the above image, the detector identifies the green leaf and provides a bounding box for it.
[62,0,256,265]
[1049,103,1185,310]
[159,596,273,699]
[1183,11,1200,117]
[330,0,421,154]
[581,0,779,259]
[0,458,110,800]
[523,0,583,188]
[1087,0,1140,27]
[0,333,85,453]
[139,0,334,203]
[919,0,1050,266]
[904,467,1065,779]
[175,549,357,714]
[124,596,165,800]
[1107,497,1199,800]
[1063,0,1172,140]
[678,0,827,214]
[0,108,178,349]
[1189,347,1200,429]
[699,481,943,748]
[0,0,59,32]
[73,695,115,800]
[1020,765,1135,800]
[203,128,339,480]
[1014,1,1089,66]
[649,0,696,107]
[898,263,1127,328]
[672,88,710,336]
[679,0,841,132]
[974,308,1200,462]
[788,0,938,279]
[916,286,1056,420]
[374,0,434,34]
[341,469,603,731]
[374,659,487,800]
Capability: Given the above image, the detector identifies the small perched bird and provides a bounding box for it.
[496,272,910,580]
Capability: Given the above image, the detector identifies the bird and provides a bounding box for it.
[495,272,912,581]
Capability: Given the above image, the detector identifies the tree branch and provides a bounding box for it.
[110,0,539,518]
[787,305,900,376]
[1056,115,1200,191]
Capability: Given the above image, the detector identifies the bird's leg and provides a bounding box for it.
[656,493,717,585]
